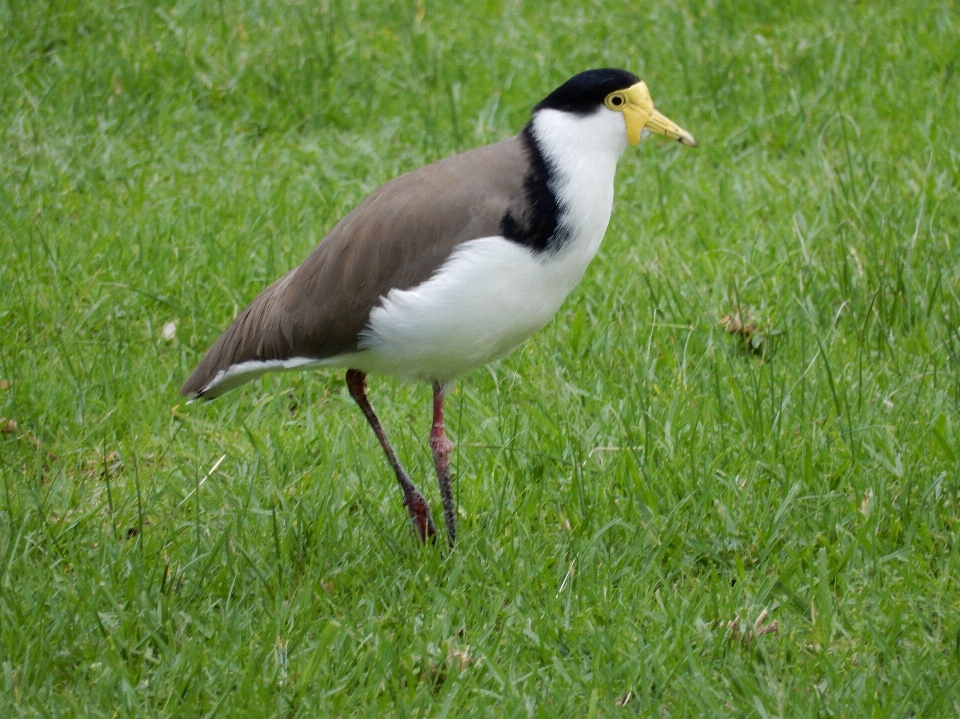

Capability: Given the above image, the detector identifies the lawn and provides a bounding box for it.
[2,0,959,715]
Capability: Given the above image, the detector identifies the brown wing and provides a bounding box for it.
[181,135,531,398]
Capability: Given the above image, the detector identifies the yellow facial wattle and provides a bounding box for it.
[605,81,697,148]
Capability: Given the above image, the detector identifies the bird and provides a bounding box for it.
[180,68,696,546]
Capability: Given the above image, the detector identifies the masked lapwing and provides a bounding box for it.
[181,68,696,546]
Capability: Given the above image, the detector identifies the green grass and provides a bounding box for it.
[2,0,960,715]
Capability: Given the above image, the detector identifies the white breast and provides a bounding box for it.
[347,107,630,383]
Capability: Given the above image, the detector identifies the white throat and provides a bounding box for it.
[529,107,627,277]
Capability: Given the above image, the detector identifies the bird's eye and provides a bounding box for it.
[605,93,626,110]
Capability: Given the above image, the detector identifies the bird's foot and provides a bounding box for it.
[403,491,437,543]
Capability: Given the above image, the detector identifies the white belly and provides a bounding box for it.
[350,233,604,382]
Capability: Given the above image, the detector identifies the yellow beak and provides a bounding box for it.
[621,82,698,148]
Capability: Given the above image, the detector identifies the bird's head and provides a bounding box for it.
[534,68,697,149]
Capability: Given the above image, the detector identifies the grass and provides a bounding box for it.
[2,0,960,715]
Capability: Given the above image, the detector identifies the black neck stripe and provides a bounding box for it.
[499,124,570,254]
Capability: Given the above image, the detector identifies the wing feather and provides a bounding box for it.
[181,136,530,398]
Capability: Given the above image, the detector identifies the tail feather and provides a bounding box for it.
[180,270,299,399]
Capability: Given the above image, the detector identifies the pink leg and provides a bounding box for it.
[430,382,457,546]
[346,370,436,543]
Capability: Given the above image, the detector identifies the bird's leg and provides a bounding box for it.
[430,381,457,546]
[345,369,436,543]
